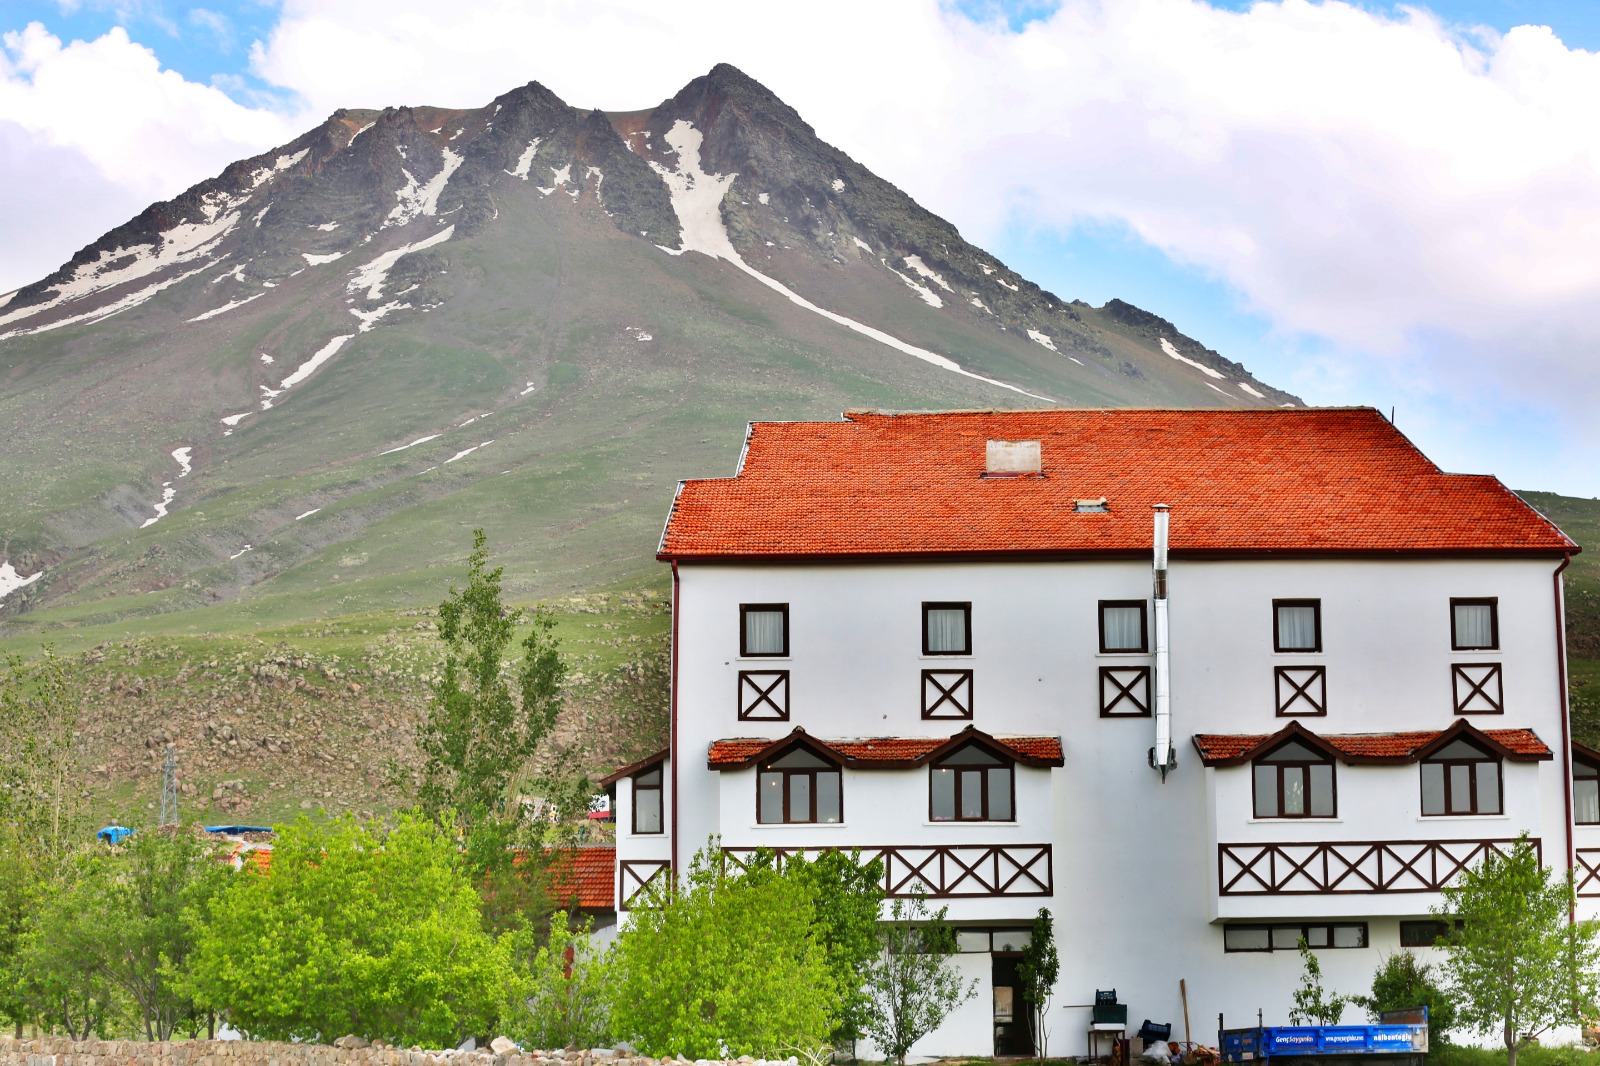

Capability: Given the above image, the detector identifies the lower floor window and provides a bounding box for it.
[1399,919,1462,947]
[1223,922,1369,953]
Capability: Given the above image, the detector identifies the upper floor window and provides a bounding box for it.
[1274,599,1321,652]
[930,743,1013,821]
[1252,738,1335,818]
[1451,598,1499,651]
[1420,737,1501,815]
[741,603,789,657]
[1099,600,1148,653]
[632,767,663,834]
[758,747,841,824]
[1577,759,1600,825]
[923,602,972,655]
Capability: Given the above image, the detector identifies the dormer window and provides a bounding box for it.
[1252,739,1335,818]
[758,747,841,824]
[930,743,1013,822]
[1421,737,1501,815]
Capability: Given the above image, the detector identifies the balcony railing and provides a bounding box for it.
[722,843,1053,899]
[1218,838,1538,896]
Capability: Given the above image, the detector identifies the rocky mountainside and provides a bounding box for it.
[0,63,1297,636]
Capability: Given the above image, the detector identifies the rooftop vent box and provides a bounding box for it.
[986,439,1041,476]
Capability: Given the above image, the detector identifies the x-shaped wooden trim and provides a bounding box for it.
[1275,666,1326,716]
[1452,663,1503,714]
[1100,666,1150,716]
[723,843,1052,897]
[1577,850,1600,897]
[619,860,671,909]
[922,669,973,719]
[1218,838,1537,894]
[738,670,789,720]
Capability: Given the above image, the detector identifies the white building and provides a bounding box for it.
[605,407,1586,1056]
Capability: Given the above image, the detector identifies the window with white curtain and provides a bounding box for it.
[1451,598,1498,650]
[1576,760,1599,825]
[1099,601,1148,653]
[1274,599,1321,652]
[923,602,971,655]
[740,603,788,656]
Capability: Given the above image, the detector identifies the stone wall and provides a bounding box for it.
[0,1038,800,1066]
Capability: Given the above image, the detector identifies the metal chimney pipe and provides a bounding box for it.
[1149,504,1176,780]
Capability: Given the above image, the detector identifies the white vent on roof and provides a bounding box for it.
[986,439,1041,475]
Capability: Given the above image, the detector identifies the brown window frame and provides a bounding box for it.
[1251,740,1336,819]
[929,745,1016,823]
[632,766,663,835]
[922,669,974,720]
[1222,922,1368,953]
[1451,663,1504,715]
[1099,666,1152,718]
[739,603,789,657]
[1420,741,1503,816]
[738,670,790,721]
[757,751,842,825]
[1273,598,1322,653]
[922,601,973,655]
[1399,920,1460,948]
[1098,600,1149,654]
[1450,597,1499,651]
[1577,758,1600,826]
[1275,665,1328,717]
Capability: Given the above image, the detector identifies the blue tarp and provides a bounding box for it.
[96,825,135,844]
[203,825,272,835]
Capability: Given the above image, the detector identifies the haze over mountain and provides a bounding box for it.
[0,63,1296,632]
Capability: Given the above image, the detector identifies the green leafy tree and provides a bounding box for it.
[501,911,611,1050]
[860,892,977,1065]
[785,850,885,1047]
[1018,908,1060,1058]
[608,844,836,1057]
[16,855,123,1039]
[1288,937,1349,1026]
[1435,834,1600,1066]
[1351,951,1456,1049]
[183,813,512,1046]
[418,530,566,826]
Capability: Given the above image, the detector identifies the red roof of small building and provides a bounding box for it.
[544,846,615,911]
[658,409,1576,560]
[707,727,1064,769]
[1192,720,1552,766]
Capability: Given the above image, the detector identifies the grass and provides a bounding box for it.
[1430,1043,1598,1066]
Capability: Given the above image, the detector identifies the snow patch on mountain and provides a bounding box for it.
[279,335,353,391]
[904,256,953,292]
[229,545,253,560]
[852,237,873,253]
[1238,381,1265,398]
[315,221,341,232]
[350,301,412,332]
[379,434,441,455]
[0,262,214,339]
[259,353,273,364]
[220,412,251,426]
[506,138,543,179]
[647,120,1051,403]
[139,446,191,529]
[1160,337,1225,379]
[385,148,463,228]
[348,121,375,144]
[889,266,943,308]
[445,441,494,464]
[832,179,845,192]
[538,164,573,197]
[0,563,43,600]
[349,225,455,300]
[758,193,769,205]
[189,293,264,322]
[997,278,1019,291]
[249,149,308,189]
[295,508,320,521]
[1027,329,1058,352]
[303,252,346,265]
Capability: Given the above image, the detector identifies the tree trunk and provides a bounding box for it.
[1506,1020,1518,1066]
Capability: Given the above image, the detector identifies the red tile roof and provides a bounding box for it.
[1193,720,1552,766]
[544,846,615,911]
[707,727,1063,769]
[658,409,1576,559]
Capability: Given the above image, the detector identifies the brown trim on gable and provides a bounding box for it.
[1411,718,1551,763]
[1193,719,1552,767]
[599,747,669,787]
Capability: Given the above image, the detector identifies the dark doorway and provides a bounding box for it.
[992,954,1035,1057]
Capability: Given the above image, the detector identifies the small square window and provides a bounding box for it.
[1274,599,1322,652]
[923,602,971,655]
[1451,598,1499,651]
[1099,601,1148,653]
[740,603,789,657]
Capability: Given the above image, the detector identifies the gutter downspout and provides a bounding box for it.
[1555,553,1574,920]
[1149,504,1176,780]
[670,559,681,886]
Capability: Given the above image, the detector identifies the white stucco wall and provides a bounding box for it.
[630,553,1574,1054]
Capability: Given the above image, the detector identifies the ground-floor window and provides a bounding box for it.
[1399,919,1462,947]
[1223,922,1368,952]
[953,926,1033,952]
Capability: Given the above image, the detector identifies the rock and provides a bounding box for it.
[490,1037,519,1055]
[335,1035,370,1049]
[458,1038,477,1052]
[300,799,315,809]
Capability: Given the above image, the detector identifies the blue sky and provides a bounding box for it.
[4,0,1599,497]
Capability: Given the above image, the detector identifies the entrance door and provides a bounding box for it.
[991,955,1035,1057]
